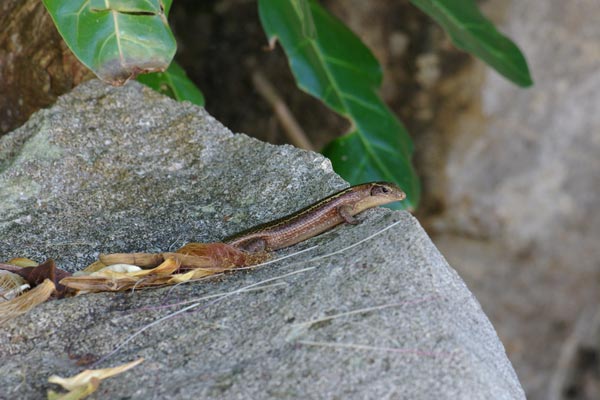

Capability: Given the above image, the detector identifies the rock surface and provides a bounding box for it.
[0,80,523,399]
[426,1,600,398]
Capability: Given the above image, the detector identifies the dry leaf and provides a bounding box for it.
[10,259,72,298]
[0,270,29,301]
[0,279,55,325]
[97,243,268,272]
[92,264,142,274]
[78,260,108,274]
[130,258,180,277]
[47,378,99,400]
[167,268,221,284]
[176,242,269,268]
[60,258,181,292]
[59,275,137,293]
[47,358,143,399]
[99,252,164,268]
[7,257,38,267]
[0,242,270,322]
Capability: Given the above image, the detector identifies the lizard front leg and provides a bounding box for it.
[337,205,359,225]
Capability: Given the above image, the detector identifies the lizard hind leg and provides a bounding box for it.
[238,237,268,253]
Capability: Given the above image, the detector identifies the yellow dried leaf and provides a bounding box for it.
[47,378,99,400]
[131,257,179,277]
[168,268,219,284]
[79,260,107,274]
[0,279,55,325]
[7,257,38,267]
[0,271,29,301]
[167,270,196,283]
[47,358,143,399]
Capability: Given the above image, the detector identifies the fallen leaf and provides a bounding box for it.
[7,257,38,267]
[0,279,55,325]
[175,242,269,268]
[47,358,143,399]
[10,259,72,298]
[0,270,29,301]
[47,378,99,400]
[167,268,217,283]
[60,258,181,292]
[99,253,164,268]
[92,264,142,274]
[79,260,107,274]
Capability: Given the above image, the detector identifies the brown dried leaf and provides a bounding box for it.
[176,242,269,269]
[59,275,138,292]
[99,253,164,268]
[162,252,228,270]
[10,259,72,298]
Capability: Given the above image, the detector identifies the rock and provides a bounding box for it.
[426,1,600,398]
[0,80,524,399]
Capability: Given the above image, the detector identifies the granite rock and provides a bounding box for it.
[0,80,523,399]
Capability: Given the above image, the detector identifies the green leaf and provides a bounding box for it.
[42,0,176,85]
[137,61,205,106]
[323,129,420,210]
[259,0,420,209]
[290,0,316,38]
[410,0,533,87]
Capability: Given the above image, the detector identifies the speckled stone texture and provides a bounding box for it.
[0,80,524,399]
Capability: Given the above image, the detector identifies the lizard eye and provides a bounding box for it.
[370,185,389,196]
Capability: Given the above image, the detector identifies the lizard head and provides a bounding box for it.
[353,181,406,211]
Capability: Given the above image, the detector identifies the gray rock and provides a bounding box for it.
[427,1,600,398]
[0,80,524,399]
